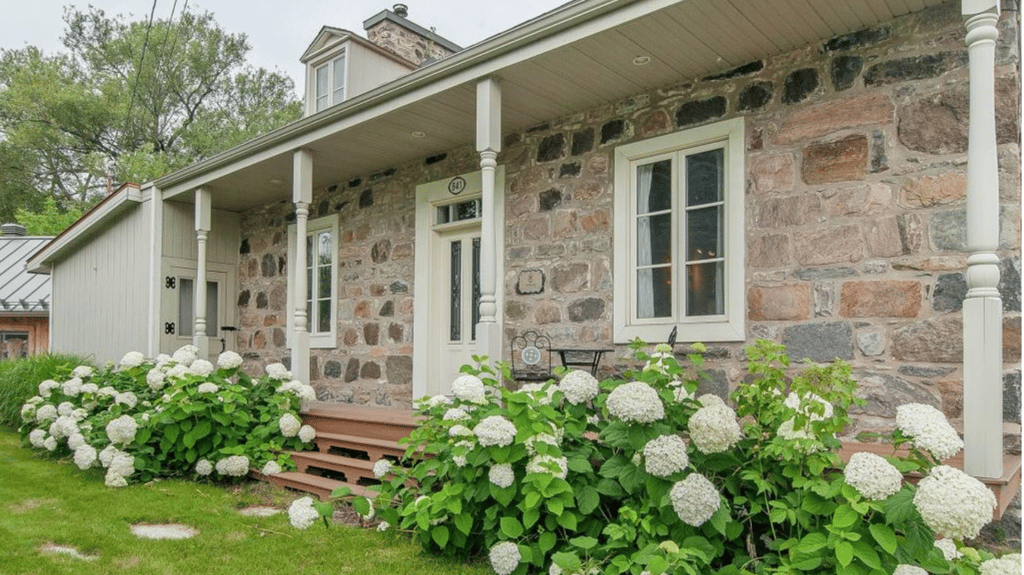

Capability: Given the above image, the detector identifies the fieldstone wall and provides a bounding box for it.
[365,19,457,66]
[234,2,1021,432]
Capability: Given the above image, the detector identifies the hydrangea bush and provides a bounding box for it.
[18,346,316,486]
[332,339,1014,575]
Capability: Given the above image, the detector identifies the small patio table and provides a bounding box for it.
[550,347,614,377]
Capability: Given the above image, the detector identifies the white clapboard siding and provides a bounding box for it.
[347,40,418,99]
[50,201,153,363]
[161,201,242,265]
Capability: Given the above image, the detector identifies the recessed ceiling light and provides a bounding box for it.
[411,131,426,138]
[633,56,652,66]
[270,178,282,185]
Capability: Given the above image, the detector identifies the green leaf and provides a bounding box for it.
[454,513,473,535]
[552,551,582,571]
[164,424,179,444]
[489,482,516,507]
[795,533,828,554]
[523,508,539,528]
[431,525,449,548]
[538,532,556,553]
[556,510,578,531]
[329,486,352,498]
[597,478,625,497]
[800,492,832,515]
[647,556,670,574]
[836,541,854,567]
[868,523,897,555]
[500,516,524,538]
[352,497,370,517]
[577,485,600,515]
[833,504,859,529]
[882,488,917,524]
[851,539,881,570]
[567,457,592,474]
[569,536,598,550]
[547,498,564,515]
[709,503,729,536]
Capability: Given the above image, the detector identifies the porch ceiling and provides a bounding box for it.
[166,0,948,212]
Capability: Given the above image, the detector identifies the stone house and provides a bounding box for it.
[27,1,1021,488]
[0,224,51,358]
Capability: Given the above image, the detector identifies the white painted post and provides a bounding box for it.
[146,185,163,357]
[476,77,502,361]
[194,187,212,357]
[962,0,1003,479]
[292,148,313,384]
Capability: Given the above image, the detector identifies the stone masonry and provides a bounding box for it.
[235,2,1021,440]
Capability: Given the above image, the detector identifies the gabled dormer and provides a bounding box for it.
[300,5,461,117]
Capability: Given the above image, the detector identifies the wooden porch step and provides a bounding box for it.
[314,431,406,461]
[301,403,417,442]
[292,450,379,484]
[263,471,378,501]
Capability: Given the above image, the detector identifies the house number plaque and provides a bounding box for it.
[521,345,541,366]
[447,176,466,195]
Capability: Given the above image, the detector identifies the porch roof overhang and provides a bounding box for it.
[153,0,948,212]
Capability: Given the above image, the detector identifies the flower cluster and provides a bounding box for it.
[489,463,515,488]
[105,415,138,445]
[526,454,568,480]
[452,374,487,404]
[265,362,291,381]
[913,465,996,540]
[558,370,599,405]
[893,566,928,575]
[474,416,517,447]
[895,403,964,460]
[843,451,902,501]
[279,413,302,437]
[215,455,250,477]
[670,473,721,527]
[119,351,146,369]
[606,381,664,423]
[373,459,393,479]
[288,496,319,529]
[489,541,522,575]
[261,460,282,475]
[979,554,1022,575]
[934,539,961,561]
[217,350,243,370]
[688,402,741,454]
[298,425,316,443]
[642,434,689,478]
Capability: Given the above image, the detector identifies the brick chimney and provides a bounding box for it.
[363,4,461,67]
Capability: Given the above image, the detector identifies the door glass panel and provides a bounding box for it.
[686,261,724,316]
[471,237,480,341]
[178,278,218,337]
[205,281,218,337]
[449,240,461,342]
[686,149,724,206]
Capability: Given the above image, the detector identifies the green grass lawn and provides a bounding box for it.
[0,430,490,575]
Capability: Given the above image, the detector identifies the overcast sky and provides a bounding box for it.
[0,0,570,96]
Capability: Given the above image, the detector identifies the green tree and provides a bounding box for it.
[0,6,301,223]
[16,197,83,236]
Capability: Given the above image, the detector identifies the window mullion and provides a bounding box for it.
[673,152,683,323]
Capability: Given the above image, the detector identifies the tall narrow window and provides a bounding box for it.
[313,53,346,112]
[177,278,218,337]
[288,215,338,348]
[449,240,462,342]
[315,64,330,112]
[613,118,745,343]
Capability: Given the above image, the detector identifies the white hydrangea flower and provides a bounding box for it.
[424,394,453,409]
[914,465,996,540]
[98,445,119,468]
[195,459,213,476]
[559,370,600,405]
[371,459,393,479]
[586,414,601,427]
[166,364,189,380]
[525,433,560,455]
[606,381,664,424]
[777,418,813,441]
[115,392,138,409]
[43,436,57,451]
[71,408,87,422]
[38,379,60,398]
[57,402,74,417]
[97,386,118,398]
[298,425,316,443]
[61,378,83,397]
[896,403,964,461]
[26,395,44,405]
[844,452,903,501]
[20,402,36,422]
[261,461,282,475]
[489,463,515,488]
[294,384,317,403]
[67,433,86,450]
[698,393,725,408]
[689,404,742,454]
[265,362,292,381]
[35,404,57,424]
[279,413,302,437]
[979,554,1022,575]
[189,359,215,378]
[489,541,522,575]
[144,368,166,391]
[643,434,690,478]
[473,415,517,447]
[215,455,250,476]
[106,415,138,445]
[451,374,487,404]
[197,382,219,394]
[106,452,135,483]
[784,391,834,421]
[443,407,471,421]
[155,353,172,366]
[217,350,243,370]
[518,383,553,405]
[72,365,94,378]
[376,521,390,532]
[453,440,474,467]
[28,429,47,448]
[73,445,97,469]
[119,351,146,369]
[288,496,319,529]
[934,539,962,561]
[448,424,474,438]
[172,345,199,366]
[80,383,98,395]
[669,382,692,403]
[526,454,568,480]
[670,473,721,527]
[49,415,79,439]
[893,566,928,575]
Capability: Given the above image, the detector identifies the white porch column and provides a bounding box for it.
[962,0,1003,479]
[193,187,212,357]
[476,77,502,361]
[292,148,313,383]
[146,185,164,357]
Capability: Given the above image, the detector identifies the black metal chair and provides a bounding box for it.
[510,331,553,382]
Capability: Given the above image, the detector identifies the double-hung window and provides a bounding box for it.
[314,53,346,112]
[613,118,745,343]
[288,215,338,348]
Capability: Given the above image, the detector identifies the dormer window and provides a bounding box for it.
[314,53,346,112]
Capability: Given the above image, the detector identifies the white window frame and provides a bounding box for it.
[287,215,339,348]
[311,51,346,113]
[613,118,745,343]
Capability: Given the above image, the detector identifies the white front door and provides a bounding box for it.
[434,226,481,391]
[160,263,233,360]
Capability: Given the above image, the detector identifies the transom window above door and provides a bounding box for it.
[613,118,745,343]
[436,198,482,225]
